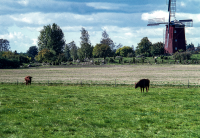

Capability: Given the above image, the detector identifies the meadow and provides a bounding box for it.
[1,64,200,86]
[1,84,200,137]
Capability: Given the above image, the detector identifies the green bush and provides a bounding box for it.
[0,58,20,69]
[94,61,100,65]
[163,56,168,60]
[124,59,129,63]
[173,51,192,60]
[133,57,136,63]
[109,58,115,63]
[141,57,145,63]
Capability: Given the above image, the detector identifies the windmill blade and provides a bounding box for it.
[179,19,193,22]
[147,18,166,26]
[167,0,176,16]
[179,19,193,27]
[166,30,169,49]
[167,0,171,29]
[165,0,172,49]
[147,23,160,26]
[170,0,176,17]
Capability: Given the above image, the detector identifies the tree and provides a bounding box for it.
[0,39,10,52]
[151,42,164,56]
[64,43,71,61]
[2,51,31,64]
[69,41,78,61]
[116,43,123,49]
[93,44,111,59]
[37,23,65,56]
[100,30,115,51]
[79,27,93,59]
[116,46,133,57]
[27,46,38,60]
[186,43,195,51]
[196,44,200,52]
[131,45,135,57]
[35,48,55,63]
[136,37,152,57]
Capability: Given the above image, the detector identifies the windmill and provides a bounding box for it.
[147,0,193,54]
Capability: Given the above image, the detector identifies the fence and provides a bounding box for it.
[1,64,200,88]
[0,78,199,88]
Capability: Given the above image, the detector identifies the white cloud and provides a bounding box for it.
[185,27,199,35]
[0,32,34,52]
[10,12,53,25]
[17,0,29,6]
[176,13,200,23]
[32,38,37,45]
[185,27,200,46]
[180,2,186,7]
[141,10,169,21]
[125,33,133,37]
[86,2,124,10]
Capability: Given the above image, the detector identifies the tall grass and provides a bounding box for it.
[0,84,200,137]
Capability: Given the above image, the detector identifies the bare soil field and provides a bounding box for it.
[0,64,200,85]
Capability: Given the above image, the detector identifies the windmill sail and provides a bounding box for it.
[179,19,193,27]
[169,0,176,17]
[147,18,166,26]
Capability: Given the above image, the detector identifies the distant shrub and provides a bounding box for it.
[127,53,134,57]
[133,57,136,63]
[115,56,122,59]
[163,56,168,60]
[141,58,145,63]
[124,59,129,63]
[94,61,100,65]
[109,58,115,63]
[173,51,192,60]
[0,58,20,69]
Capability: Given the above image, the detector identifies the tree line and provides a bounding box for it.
[2,22,197,68]
[34,23,166,64]
[35,24,120,64]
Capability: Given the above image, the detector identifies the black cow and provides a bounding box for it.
[135,79,150,92]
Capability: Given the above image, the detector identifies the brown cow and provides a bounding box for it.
[135,79,150,93]
[25,76,32,85]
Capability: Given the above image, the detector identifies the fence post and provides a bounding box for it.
[17,79,18,85]
[188,80,189,88]
[115,79,116,87]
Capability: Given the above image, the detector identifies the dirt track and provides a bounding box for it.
[0,64,200,85]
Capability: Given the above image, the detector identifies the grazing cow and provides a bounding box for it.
[135,79,150,93]
[25,76,32,85]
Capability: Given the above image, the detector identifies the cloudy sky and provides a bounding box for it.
[0,0,200,53]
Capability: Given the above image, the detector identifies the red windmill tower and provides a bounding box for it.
[147,0,193,54]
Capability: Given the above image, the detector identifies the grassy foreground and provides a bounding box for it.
[0,84,200,137]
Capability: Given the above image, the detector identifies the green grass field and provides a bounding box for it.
[1,84,200,137]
